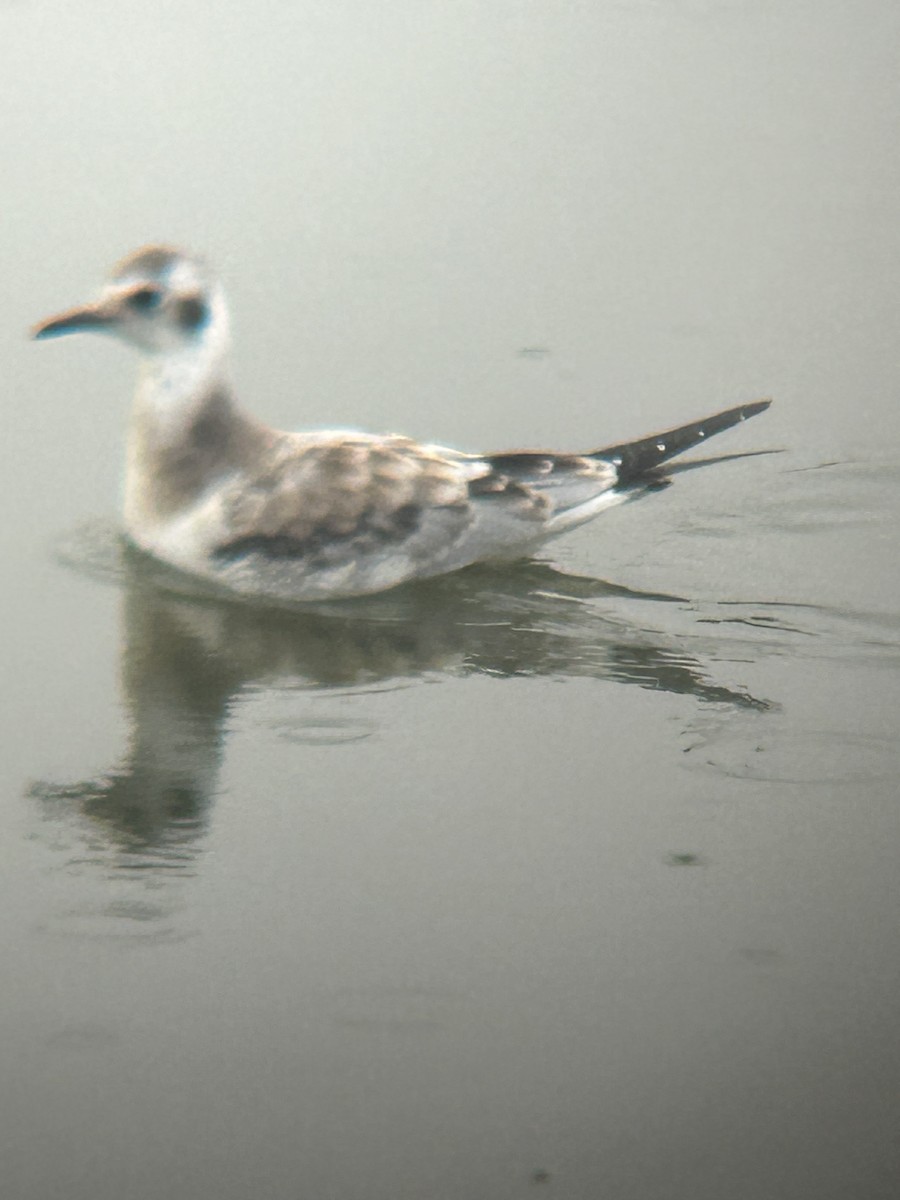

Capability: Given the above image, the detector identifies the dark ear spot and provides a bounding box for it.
[176,295,209,331]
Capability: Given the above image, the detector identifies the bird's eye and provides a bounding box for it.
[128,286,163,311]
[176,296,209,331]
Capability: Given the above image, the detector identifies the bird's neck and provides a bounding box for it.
[125,340,269,530]
[136,323,232,441]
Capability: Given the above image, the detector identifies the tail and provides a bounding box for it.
[595,399,772,487]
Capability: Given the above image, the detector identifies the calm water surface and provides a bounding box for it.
[2,3,899,1199]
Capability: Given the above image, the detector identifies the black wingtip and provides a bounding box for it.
[739,398,773,419]
[596,398,772,486]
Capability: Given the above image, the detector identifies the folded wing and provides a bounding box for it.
[210,400,771,592]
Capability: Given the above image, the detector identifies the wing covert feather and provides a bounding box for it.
[215,434,474,563]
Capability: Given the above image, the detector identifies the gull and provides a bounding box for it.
[33,245,771,602]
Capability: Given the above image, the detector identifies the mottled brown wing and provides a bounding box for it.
[213,434,477,566]
[473,451,617,514]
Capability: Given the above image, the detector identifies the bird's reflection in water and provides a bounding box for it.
[31,528,770,876]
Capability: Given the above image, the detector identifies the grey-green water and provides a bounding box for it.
[2,3,899,1198]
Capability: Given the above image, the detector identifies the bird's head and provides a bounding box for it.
[32,245,227,358]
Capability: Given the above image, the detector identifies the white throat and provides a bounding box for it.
[136,303,231,441]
